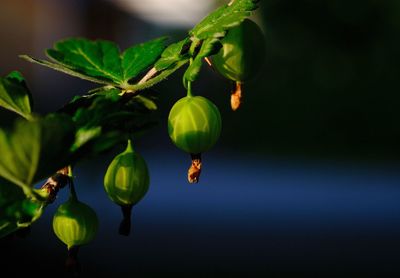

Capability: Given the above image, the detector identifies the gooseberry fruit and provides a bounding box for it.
[168,95,222,183]
[212,19,265,110]
[104,140,150,235]
[52,197,98,250]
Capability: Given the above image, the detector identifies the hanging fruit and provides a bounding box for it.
[104,140,150,235]
[212,18,266,110]
[168,92,222,183]
[52,197,99,250]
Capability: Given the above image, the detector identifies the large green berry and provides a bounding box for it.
[52,198,98,249]
[104,141,150,206]
[213,19,265,82]
[168,95,222,154]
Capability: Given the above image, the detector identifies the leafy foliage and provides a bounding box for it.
[47,39,124,84]
[189,0,259,40]
[22,37,168,88]
[0,114,75,191]
[0,178,46,238]
[60,88,158,157]
[121,37,168,83]
[154,38,190,71]
[0,71,33,120]
[183,38,222,85]
[0,0,261,237]
[183,0,259,86]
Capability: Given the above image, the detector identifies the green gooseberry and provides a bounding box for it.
[168,95,222,183]
[212,19,265,111]
[213,19,265,82]
[52,198,98,249]
[168,95,222,155]
[104,140,150,207]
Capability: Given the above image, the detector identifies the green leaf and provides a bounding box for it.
[59,87,161,157]
[0,71,33,120]
[133,95,157,111]
[0,114,75,191]
[154,38,190,71]
[71,89,121,127]
[189,0,259,40]
[0,178,45,238]
[0,177,25,208]
[183,37,222,84]
[20,55,117,86]
[122,37,168,83]
[23,37,167,88]
[47,38,123,84]
[65,89,128,154]
[70,90,121,152]
[73,127,102,152]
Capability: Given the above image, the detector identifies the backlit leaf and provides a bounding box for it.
[47,38,123,84]
[122,37,167,82]
[0,71,33,120]
[189,0,259,40]
[0,114,75,190]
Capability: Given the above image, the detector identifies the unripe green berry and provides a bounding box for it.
[52,198,98,249]
[104,141,150,206]
[168,95,222,154]
[213,19,265,82]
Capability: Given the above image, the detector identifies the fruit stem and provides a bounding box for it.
[126,139,134,152]
[187,81,193,97]
[40,167,70,203]
[68,167,79,202]
[231,81,242,111]
[187,58,194,97]
[66,245,81,276]
[119,204,133,236]
[188,153,202,183]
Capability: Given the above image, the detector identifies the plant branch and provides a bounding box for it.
[138,67,158,85]
[40,167,70,203]
[123,59,189,93]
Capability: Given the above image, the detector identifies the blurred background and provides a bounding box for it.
[1,0,400,277]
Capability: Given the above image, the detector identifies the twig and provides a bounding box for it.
[40,167,70,203]
[122,67,158,95]
[138,67,158,85]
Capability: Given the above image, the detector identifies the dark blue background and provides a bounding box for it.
[2,145,400,276]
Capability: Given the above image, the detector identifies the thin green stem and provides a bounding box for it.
[124,59,189,92]
[68,166,78,201]
[189,38,200,56]
[187,81,193,97]
[126,139,134,152]
[67,165,73,178]
[186,58,194,97]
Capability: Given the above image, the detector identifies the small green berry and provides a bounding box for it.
[213,19,265,82]
[52,198,98,249]
[168,95,222,183]
[168,95,222,155]
[104,140,150,207]
[212,19,265,110]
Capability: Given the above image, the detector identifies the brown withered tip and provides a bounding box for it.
[188,153,202,183]
[231,81,242,111]
[204,57,213,67]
